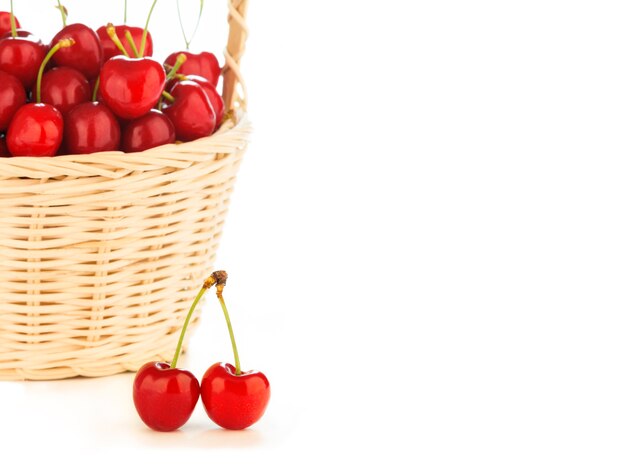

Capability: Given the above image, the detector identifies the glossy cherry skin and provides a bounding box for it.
[133,362,200,432]
[164,51,220,87]
[0,34,47,88]
[7,103,63,157]
[100,56,165,120]
[0,12,20,36]
[0,70,26,130]
[201,363,270,430]
[168,75,224,125]
[122,109,175,152]
[163,81,216,141]
[97,25,153,61]
[51,24,103,80]
[37,67,90,115]
[64,102,120,154]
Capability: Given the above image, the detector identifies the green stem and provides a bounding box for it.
[161,90,175,103]
[217,294,241,375]
[56,0,66,27]
[106,24,129,57]
[9,0,16,37]
[91,76,100,102]
[124,0,127,24]
[176,0,204,50]
[125,30,140,57]
[170,287,207,368]
[166,53,187,80]
[139,0,158,57]
[37,39,74,103]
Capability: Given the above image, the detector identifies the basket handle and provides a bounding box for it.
[222,0,249,112]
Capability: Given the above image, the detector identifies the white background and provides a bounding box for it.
[1,1,625,462]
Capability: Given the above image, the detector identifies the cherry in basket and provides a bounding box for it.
[0,4,46,89]
[6,38,74,157]
[200,271,271,430]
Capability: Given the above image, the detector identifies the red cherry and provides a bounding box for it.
[7,103,63,157]
[51,24,103,80]
[99,56,165,120]
[133,362,200,432]
[1,29,35,40]
[37,67,90,115]
[0,70,26,131]
[201,363,271,430]
[96,25,153,61]
[0,12,20,36]
[181,75,225,124]
[164,51,220,87]
[122,109,175,152]
[0,34,47,88]
[163,81,216,141]
[64,102,120,154]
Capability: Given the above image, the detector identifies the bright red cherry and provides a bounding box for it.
[99,56,165,120]
[51,24,103,79]
[164,51,220,87]
[6,103,63,157]
[182,75,224,124]
[97,25,153,60]
[201,363,271,430]
[133,362,200,432]
[64,102,120,154]
[37,67,90,115]
[0,12,20,36]
[0,70,26,130]
[122,109,175,152]
[163,81,216,141]
[0,34,47,88]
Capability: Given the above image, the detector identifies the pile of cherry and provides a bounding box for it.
[134,271,271,432]
[0,9,224,157]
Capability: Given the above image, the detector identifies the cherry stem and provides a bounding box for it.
[161,90,175,103]
[217,292,242,376]
[125,30,139,58]
[92,76,100,102]
[207,271,241,375]
[166,54,187,80]
[124,0,127,24]
[139,0,157,57]
[9,0,16,38]
[36,38,74,103]
[56,0,67,28]
[170,274,219,369]
[176,0,204,50]
[106,24,129,57]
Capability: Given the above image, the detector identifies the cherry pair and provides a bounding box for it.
[133,271,271,432]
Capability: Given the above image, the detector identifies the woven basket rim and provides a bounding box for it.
[0,112,250,179]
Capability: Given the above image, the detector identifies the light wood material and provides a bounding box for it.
[222,0,249,112]
[0,0,251,380]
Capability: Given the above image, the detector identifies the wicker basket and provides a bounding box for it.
[0,0,250,380]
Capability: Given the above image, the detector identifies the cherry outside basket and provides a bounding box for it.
[0,0,250,380]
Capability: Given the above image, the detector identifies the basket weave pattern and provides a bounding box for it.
[0,0,250,380]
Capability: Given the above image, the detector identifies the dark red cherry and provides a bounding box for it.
[1,29,35,40]
[64,101,120,154]
[7,103,63,157]
[0,34,47,88]
[122,109,175,152]
[99,56,165,120]
[51,24,103,80]
[96,25,153,60]
[36,67,90,115]
[163,81,216,141]
[0,70,26,131]
[0,12,20,36]
[0,137,9,157]
[164,51,220,87]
